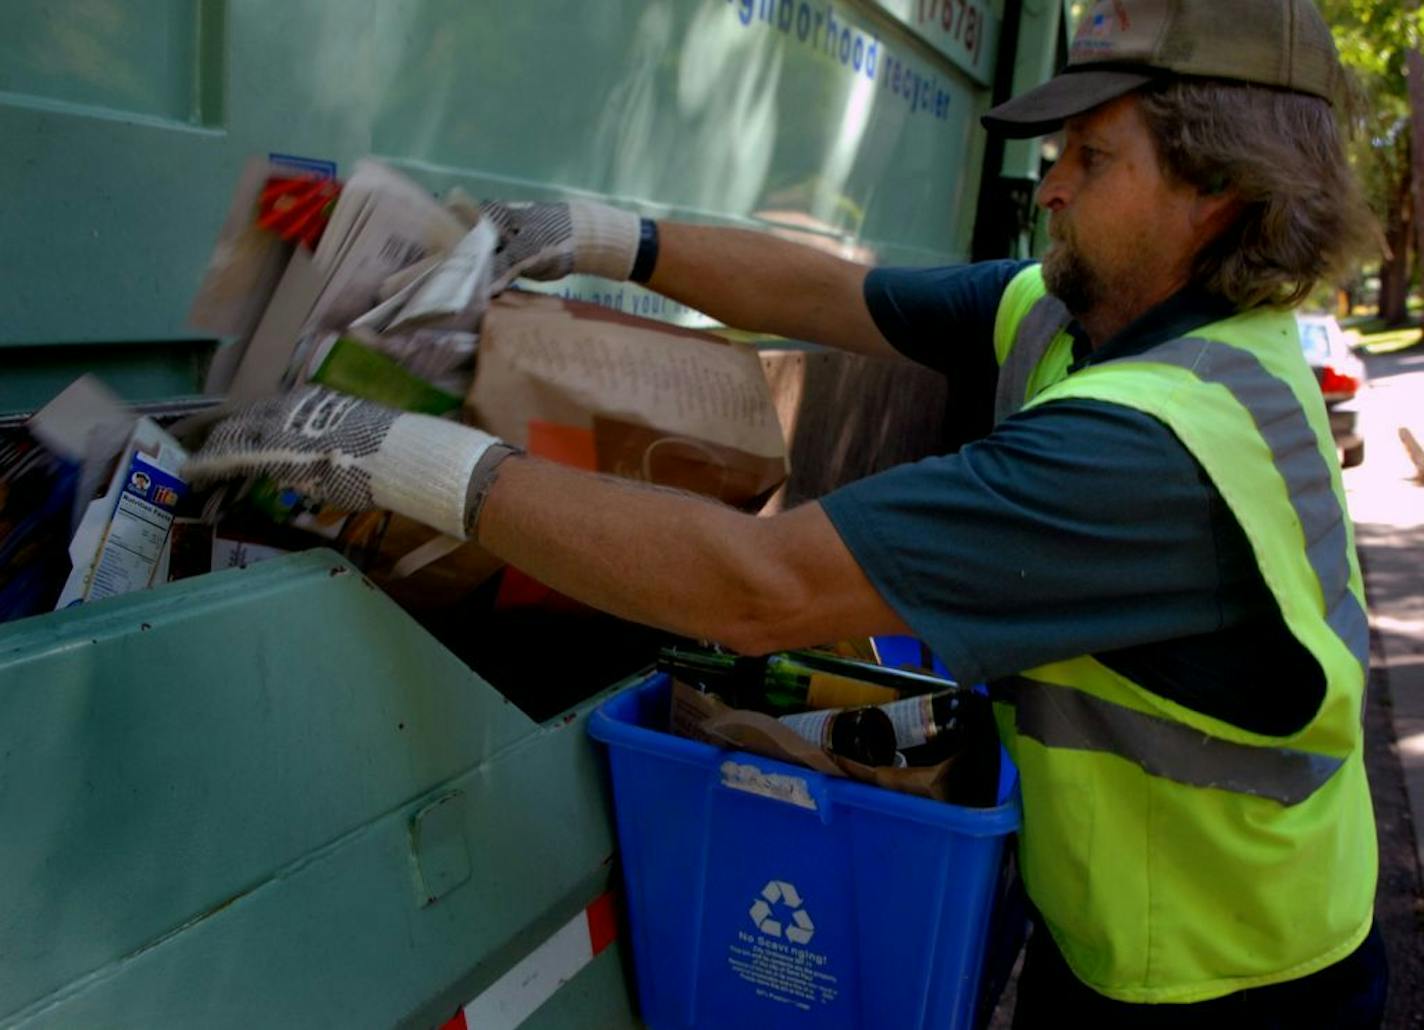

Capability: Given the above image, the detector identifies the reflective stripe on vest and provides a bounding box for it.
[1112,337,1370,672]
[996,677,1345,806]
[992,274,1375,1001]
[993,293,1070,424]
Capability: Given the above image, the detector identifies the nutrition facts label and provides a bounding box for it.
[87,453,185,602]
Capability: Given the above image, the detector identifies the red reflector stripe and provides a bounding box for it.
[453,893,619,1029]
[586,892,618,956]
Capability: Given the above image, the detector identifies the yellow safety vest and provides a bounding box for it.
[990,266,1376,1004]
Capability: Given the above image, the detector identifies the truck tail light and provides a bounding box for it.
[1320,366,1359,397]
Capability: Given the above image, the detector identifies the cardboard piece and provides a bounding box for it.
[26,375,135,534]
[468,293,788,508]
[54,418,188,609]
[187,156,295,342]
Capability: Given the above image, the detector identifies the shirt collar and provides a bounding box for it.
[1066,284,1239,371]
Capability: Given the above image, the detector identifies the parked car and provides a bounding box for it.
[1298,313,1367,468]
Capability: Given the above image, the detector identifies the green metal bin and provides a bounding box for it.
[0,3,1068,1024]
[0,550,641,1028]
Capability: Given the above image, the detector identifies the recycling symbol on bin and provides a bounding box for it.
[749,880,815,945]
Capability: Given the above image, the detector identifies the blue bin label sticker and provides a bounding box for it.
[729,879,839,1010]
[268,152,338,179]
[719,760,817,810]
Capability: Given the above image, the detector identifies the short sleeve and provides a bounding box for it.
[818,399,1266,686]
[863,260,1031,444]
[863,260,1031,374]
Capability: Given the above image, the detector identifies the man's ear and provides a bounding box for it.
[1190,185,1243,244]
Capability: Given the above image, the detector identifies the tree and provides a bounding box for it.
[1320,0,1424,322]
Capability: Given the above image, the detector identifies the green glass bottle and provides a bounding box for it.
[658,647,902,714]
[782,649,956,695]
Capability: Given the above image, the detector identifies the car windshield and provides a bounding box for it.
[1299,322,1332,362]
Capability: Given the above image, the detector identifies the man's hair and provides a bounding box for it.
[1137,79,1379,310]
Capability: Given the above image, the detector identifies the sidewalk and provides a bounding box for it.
[1344,344,1424,1029]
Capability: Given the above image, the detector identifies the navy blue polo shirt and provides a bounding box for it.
[819,262,1325,736]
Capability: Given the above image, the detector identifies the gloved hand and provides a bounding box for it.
[480,200,641,293]
[183,387,506,540]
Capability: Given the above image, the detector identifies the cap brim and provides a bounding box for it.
[982,68,1159,138]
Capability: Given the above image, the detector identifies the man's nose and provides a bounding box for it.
[1036,161,1069,213]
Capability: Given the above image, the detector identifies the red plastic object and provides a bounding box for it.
[255,175,342,249]
[1320,366,1359,399]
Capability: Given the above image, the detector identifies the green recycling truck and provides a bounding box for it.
[0,1,1065,1025]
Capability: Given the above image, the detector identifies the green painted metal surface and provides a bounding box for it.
[0,340,215,420]
[0,551,640,1027]
[0,1,225,125]
[1,0,1014,412]
[1000,0,1064,182]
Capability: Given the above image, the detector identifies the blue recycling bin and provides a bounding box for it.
[589,671,1020,1030]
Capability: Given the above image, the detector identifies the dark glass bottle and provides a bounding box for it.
[899,692,1001,806]
[777,705,899,766]
[876,691,972,750]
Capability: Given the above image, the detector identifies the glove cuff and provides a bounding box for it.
[568,201,641,281]
[370,414,497,540]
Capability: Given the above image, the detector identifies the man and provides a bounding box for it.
[188,0,1387,1023]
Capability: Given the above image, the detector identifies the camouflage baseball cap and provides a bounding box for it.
[983,0,1343,138]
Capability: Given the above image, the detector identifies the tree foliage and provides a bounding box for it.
[1320,0,1424,318]
[1321,1,1416,205]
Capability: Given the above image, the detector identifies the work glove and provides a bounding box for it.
[183,387,508,541]
[480,200,641,293]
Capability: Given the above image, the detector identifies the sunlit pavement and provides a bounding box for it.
[1344,344,1424,874]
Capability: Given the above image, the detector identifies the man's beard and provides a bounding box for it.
[1042,229,1105,318]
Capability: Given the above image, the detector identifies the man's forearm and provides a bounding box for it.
[646,222,900,360]
[183,391,912,651]
[474,455,909,653]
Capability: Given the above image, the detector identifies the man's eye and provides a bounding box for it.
[1080,147,1100,170]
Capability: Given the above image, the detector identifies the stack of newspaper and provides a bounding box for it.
[34,155,788,616]
[0,158,502,616]
[190,158,495,403]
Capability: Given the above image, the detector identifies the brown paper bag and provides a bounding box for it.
[669,679,980,804]
[468,293,788,508]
